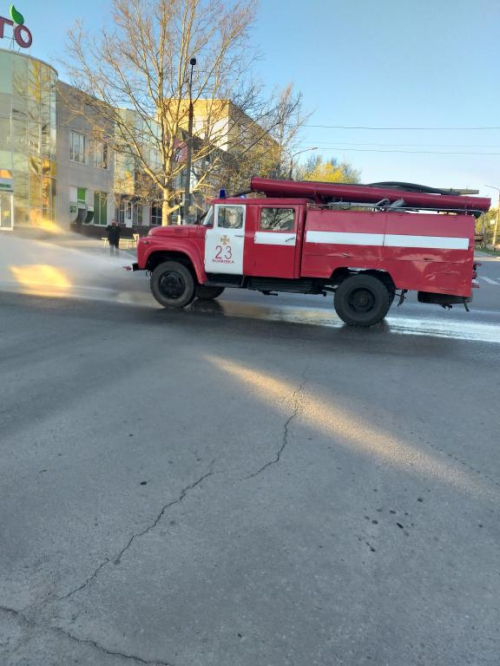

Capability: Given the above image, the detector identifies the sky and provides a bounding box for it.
[4,0,500,201]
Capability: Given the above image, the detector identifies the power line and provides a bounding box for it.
[296,142,500,149]
[305,124,500,131]
[294,147,500,156]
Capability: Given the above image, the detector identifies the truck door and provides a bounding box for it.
[245,206,300,279]
[204,204,245,275]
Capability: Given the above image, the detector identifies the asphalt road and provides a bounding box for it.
[1,238,499,665]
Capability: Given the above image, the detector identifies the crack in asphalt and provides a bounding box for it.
[57,465,214,602]
[0,604,33,625]
[55,556,113,603]
[2,466,215,664]
[53,626,176,665]
[0,606,174,665]
[246,361,311,479]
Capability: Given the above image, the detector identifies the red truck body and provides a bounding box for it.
[134,178,489,327]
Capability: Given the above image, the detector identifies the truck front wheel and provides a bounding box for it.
[334,274,391,327]
[195,286,225,301]
[150,261,195,308]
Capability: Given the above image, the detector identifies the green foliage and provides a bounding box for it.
[476,209,499,246]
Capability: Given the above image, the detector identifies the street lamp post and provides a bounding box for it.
[183,57,196,224]
[288,147,318,179]
[485,185,500,249]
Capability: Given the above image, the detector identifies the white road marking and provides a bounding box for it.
[478,276,500,285]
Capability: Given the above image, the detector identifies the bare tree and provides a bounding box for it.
[63,0,308,224]
[270,84,311,179]
[200,82,310,195]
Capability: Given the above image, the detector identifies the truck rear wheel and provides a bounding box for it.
[334,274,391,327]
[150,261,195,308]
[195,286,225,301]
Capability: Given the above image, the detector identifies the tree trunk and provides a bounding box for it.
[162,189,173,226]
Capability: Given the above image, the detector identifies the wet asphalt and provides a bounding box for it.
[0,239,499,665]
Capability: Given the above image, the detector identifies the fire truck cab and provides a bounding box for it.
[133,178,489,327]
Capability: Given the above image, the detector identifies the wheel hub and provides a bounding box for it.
[159,272,185,299]
[348,288,375,313]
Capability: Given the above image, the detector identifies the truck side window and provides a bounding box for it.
[260,208,295,231]
[218,206,243,229]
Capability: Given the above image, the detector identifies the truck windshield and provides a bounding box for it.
[202,207,214,227]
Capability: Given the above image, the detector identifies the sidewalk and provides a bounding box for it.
[475,250,500,262]
[47,235,137,258]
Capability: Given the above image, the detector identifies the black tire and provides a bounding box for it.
[334,274,391,327]
[150,261,195,308]
[195,286,225,301]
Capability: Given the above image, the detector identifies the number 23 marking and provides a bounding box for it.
[215,245,232,260]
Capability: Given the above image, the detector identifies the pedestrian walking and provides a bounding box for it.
[106,220,121,255]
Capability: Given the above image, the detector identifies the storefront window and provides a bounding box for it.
[0,93,11,117]
[12,57,28,96]
[94,191,108,226]
[0,51,57,230]
[0,58,12,94]
[0,192,13,230]
[0,118,10,150]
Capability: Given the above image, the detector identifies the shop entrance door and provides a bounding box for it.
[0,192,14,231]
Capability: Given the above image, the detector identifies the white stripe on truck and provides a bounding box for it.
[254,232,297,246]
[306,231,384,246]
[305,230,469,250]
[384,234,469,250]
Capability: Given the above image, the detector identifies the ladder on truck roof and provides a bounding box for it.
[249,177,491,217]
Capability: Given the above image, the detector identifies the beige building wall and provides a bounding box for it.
[174,99,277,155]
[56,82,115,229]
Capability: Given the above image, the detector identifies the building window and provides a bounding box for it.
[77,187,86,204]
[94,191,107,226]
[70,131,86,164]
[259,208,295,231]
[94,142,108,169]
[117,198,125,225]
[151,204,162,226]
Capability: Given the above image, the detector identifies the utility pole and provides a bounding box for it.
[183,57,196,224]
[485,185,500,249]
[288,147,318,179]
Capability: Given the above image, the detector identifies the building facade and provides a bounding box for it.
[0,49,57,232]
[0,49,165,234]
[56,82,115,230]
[0,49,276,234]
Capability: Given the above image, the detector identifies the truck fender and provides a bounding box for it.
[145,244,207,284]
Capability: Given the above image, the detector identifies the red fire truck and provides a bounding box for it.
[132,178,489,327]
